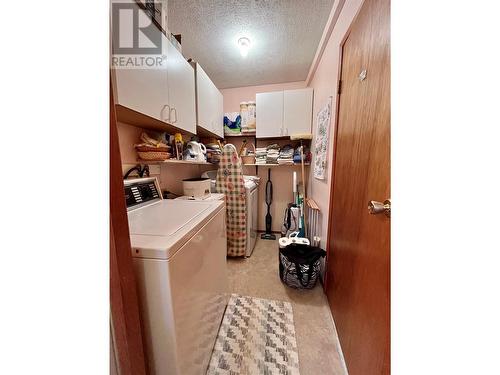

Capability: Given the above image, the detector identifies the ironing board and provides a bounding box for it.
[216,144,247,257]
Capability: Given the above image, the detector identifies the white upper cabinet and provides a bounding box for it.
[256,88,313,138]
[195,63,224,138]
[283,88,313,136]
[256,91,284,138]
[166,40,196,134]
[112,0,196,134]
[113,3,170,123]
[213,89,224,138]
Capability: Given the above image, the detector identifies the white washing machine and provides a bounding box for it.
[175,193,226,201]
[124,177,228,375]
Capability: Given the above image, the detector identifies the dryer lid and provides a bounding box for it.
[127,199,224,259]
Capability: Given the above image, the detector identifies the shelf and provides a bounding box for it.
[115,105,189,135]
[138,159,215,166]
[255,136,293,140]
[242,163,310,167]
[257,136,312,141]
[197,125,224,140]
[224,134,309,141]
[224,133,256,138]
[223,132,313,142]
[138,159,308,168]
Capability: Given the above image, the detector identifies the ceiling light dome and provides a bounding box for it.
[238,37,251,57]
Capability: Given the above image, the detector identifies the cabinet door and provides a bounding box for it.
[213,89,224,138]
[167,40,196,134]
[196,63,224,138]
[113,3,169,122]
[283,88,313,136]
[256,91,283,138]
[195,64,214,132]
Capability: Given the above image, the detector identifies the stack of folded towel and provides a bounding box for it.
[266,144,280,164]
[255,147,267,164]
[241,127,255,134]
[277,144,294,164]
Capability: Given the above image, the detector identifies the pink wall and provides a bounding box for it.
[221,81,306,113]
[240,140,307,233]
[307,0,364,244]
[221,81,308,232]
[116,0,364,236]
[219,0,364,238]
[117,122,214,195]
[117,122,142,165]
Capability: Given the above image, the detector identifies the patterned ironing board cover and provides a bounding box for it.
[216,144,247,257]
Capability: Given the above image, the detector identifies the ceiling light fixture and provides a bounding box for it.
[237,37,251,57]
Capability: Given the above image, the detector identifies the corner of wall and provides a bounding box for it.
[306,0,365,246]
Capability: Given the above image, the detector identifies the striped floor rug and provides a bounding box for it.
[207,294,300,375]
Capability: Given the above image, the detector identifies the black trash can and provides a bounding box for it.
[279,243,326,289]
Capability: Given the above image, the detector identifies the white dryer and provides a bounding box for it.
[124,177,228,375]
[244,176,259,257]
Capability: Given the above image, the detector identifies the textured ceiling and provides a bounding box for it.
[168,0,335,89]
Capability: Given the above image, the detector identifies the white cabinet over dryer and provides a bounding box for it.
[194,63,224,138]
[256,87,313,138]
[167,41,196,134]
[112,1,171,124]
[256,91,284,138]
[283,88,313,136]
[112,1,196,134]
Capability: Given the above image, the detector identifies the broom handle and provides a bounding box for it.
[300,141,307,235]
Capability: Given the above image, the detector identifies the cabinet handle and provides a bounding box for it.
[160,104,171,122]
[170,107,177,123]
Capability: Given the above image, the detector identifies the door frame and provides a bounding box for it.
[322,1,391,371]
[110,75,148,375]
[322,0,367,291]
[323,29,353,292]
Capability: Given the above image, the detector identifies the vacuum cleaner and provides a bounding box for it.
[261,168,276,240]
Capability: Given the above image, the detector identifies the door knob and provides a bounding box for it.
[368,199,391,217]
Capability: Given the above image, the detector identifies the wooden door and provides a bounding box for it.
[110,77,148,375]
[325,0,390,374]
[283,88,313,136]
[256,91,284,138]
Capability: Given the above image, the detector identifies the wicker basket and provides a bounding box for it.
[241,143,256,165]
[135,145,171,161]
